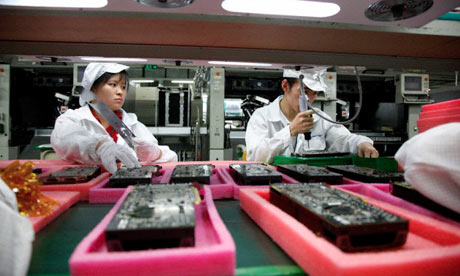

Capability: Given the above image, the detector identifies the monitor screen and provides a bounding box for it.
[404,76,422,91]
[77,65,86,83]
[224,98,243,117]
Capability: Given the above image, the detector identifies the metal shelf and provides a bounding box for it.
[147,127,208,136]
[35,127,208,137]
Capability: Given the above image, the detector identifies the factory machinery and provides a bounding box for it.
[0,62,452,161]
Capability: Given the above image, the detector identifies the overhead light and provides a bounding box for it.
[130,80,155,83]
[208,61,272,67]
[221,0,340,18]
[80,57,148,62]
[171,80,194,84]
[0,0,107,8]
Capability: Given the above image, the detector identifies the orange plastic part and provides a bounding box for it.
[1,160,60,217]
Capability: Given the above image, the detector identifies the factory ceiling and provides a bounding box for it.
[0,0,459,71]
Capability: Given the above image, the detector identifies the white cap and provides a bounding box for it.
[283,67,329,92]
[79,63,129,106]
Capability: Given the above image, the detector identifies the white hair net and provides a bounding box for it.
[79,63,129,106]
[283,66,329,92]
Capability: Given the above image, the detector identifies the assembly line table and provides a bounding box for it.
[27,200,306,276]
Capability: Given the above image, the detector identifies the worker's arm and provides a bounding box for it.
[321,112,375,155]
[127,112,178,162]
[245,109,292,163]
[51,110,109,164]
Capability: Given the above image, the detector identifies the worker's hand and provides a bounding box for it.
[289,110,315,136]
[96,140,140,174]
[132,137,162,162]
[358,142,379,158]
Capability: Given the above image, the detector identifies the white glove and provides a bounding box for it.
[96,141,140,174]
[132,137,161,162]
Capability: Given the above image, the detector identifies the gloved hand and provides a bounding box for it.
[132,137,162,162]
[96,140,140,174]
[289,110,314,136]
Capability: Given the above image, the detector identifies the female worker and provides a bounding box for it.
[245,68,378,163]
[51,63,177,173]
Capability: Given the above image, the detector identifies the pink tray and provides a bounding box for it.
[240,188,460,276]
[338,184,460,228]
[89,167,235,203]
[89,161,264,203]
[232,171,392,200]
[421,99,460,112]
[417,115,460,133]
[29,191,80,232]
[0,159,75,167]
[341,177,391,192]
[39,166,110,201]
[419,107,460,119]
[70,186,236,276]
[0,160,69,175]
[152,166,235,199]
[231,166,299,200]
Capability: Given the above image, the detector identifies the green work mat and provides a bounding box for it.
[273,155,399,172]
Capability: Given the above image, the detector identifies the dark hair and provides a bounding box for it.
[283,77,315,94]
[91,71,129,91]
[284,77,299,88]
[281,77,299,95]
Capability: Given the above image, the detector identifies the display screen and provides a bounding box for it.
[77,66,86,82]
[404,76,422,91]
[224,98,243,117]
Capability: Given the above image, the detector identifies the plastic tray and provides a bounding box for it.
[39,166,110,201]
[240,188,460,276]
[421,99,460,112]
[70,186,236,276]
[417,115,460,133]
[272,155,353,167]
[418,107,460,119]
[0,160,69,175]
[351,156,399,172]
[231,166,300,200]
[338,184,460,228]
[0,159,75,168]
[339,180,391,192]
[89,167,235,203]
[273,155,400,173]
[89,161,264,203]
[29,191,80,232]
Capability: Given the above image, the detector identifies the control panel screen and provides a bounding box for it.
[404,76,422,91]
[77,66,86,83]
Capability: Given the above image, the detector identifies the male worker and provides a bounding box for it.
[245,68,378,163]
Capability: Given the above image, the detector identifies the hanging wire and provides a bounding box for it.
[302,66,363,125]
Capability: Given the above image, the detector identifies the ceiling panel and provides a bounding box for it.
[1,0,458,28]
[0,1,459,70]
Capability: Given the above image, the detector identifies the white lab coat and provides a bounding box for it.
[51,105,177,164]
[245,96,373,163]
[0,179,34,276]
[395,122,460,214]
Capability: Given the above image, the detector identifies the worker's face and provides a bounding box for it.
[306,89,318,104]
[93,73,127,111]
[282,79,318,113]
